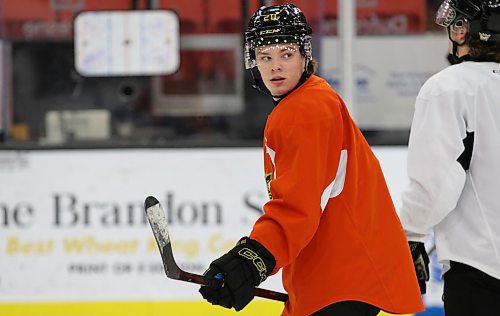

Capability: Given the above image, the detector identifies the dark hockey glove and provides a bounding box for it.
[409,241,430,294]
[199,237,276,311]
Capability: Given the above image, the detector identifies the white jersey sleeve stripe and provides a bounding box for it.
[321,149,348,211]
[265,144,277,178]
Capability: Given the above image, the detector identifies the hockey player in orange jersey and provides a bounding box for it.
[199,4,425,315]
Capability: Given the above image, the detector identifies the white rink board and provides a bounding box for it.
[0,147,414,303]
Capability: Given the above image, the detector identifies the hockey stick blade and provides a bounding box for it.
[144,196,288,302]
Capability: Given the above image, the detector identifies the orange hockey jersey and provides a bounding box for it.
[250,75,424,316]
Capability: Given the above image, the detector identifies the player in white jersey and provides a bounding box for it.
[400,0,500,314]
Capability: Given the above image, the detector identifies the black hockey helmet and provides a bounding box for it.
[436,0,500,42]
[244,4,313,69]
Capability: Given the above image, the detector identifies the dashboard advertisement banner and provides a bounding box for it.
[0,148,443,315]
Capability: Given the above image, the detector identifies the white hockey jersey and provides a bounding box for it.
[400,61,500,279]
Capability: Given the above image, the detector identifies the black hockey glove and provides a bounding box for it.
[199,237,276,311]
[409,241,430,294]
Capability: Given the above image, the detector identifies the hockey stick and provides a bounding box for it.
[144,196,289,302]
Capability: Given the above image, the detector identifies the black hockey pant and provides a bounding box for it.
[444,261,500,316]
[311,300,380,316]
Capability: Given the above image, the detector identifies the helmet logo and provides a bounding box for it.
[263,14,278,22]
[259,28,281,35]
[479,32,491,41]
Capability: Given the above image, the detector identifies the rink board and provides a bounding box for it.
[0,147,438,315]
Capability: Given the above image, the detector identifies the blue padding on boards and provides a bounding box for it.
[417,307,444,316]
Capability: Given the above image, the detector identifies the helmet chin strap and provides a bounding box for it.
[447,27,470,65]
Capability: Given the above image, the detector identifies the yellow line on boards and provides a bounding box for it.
[0,301,413,316]
[0,301,279,316]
